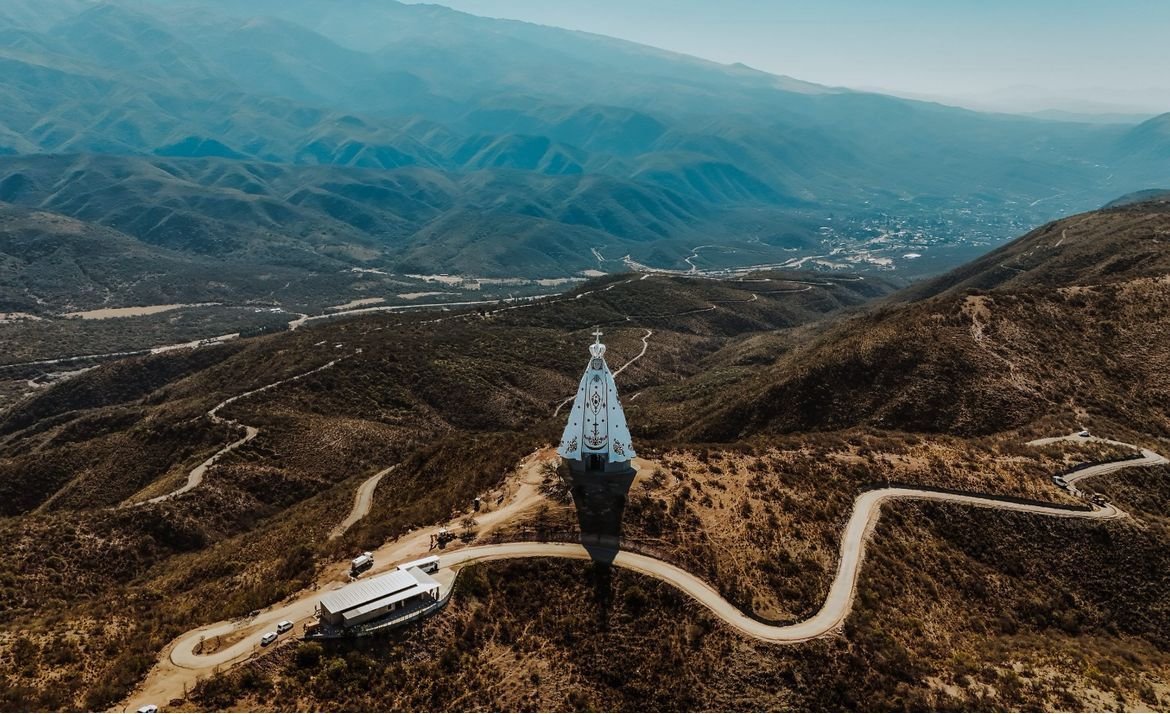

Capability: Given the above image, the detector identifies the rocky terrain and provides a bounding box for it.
[2,198,1170,711]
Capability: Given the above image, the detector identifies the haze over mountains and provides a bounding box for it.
[0,0,1167,309]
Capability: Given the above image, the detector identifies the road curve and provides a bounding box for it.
[612,329,652,377]
[125,356,346,507]
[121,439,1165,710]
[442,482,1138,643]
[554,328,652,416]
[1025,432,1168,494]
[330,465,397,539]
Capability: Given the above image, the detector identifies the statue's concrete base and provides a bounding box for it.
[558,459,636,546]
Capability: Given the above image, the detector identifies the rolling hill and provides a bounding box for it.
[2,198,1170,710]
[668,195,1170,440]
[0,0,1166,296]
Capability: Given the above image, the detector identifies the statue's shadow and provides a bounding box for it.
[560,462,636,565]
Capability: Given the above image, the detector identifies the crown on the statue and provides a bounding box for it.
[589,328,606,358]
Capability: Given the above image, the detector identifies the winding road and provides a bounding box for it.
[121,434,1166,711]
[123,356,347,507]
[329,465,398,540]
[122,450,557,712]
[554,328,652,416]
[1025,433,1165,494]
[441,436,1166,643]
[612,329,652,377]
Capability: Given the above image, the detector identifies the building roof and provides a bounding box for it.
[337,567,441,624]
[405,565,440,589]
[319,569,418,615]
[557,330,635,463]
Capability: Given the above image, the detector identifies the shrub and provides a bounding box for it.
[295,642,323,669]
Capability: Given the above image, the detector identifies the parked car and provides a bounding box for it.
[1052,476,1068,488]
[136,706,158,714]
[260,632,278,646]
[1078,429,1091,437]
[276,620,294,634]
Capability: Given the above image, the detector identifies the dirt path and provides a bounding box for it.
[123,436,1164,711]
[329,465,397,540]
[612,329,652,377]
[120,449,557,712]
[554,328,651,417]
[123,356,346,507]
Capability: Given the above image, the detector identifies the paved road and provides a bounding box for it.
[1025,432,1167,493]
[329,465,397,539]
[439,483,1136,644]
[121,450,560,712]
[121,437,1165,712]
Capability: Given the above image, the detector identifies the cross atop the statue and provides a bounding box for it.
[592,327,603,342]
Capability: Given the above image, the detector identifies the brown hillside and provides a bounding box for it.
[674,198,1170,440]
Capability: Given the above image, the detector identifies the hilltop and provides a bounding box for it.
[2,199,1170,711]
[121,198,1170,711]
[0,268,898,710]
[638,195,1170,441]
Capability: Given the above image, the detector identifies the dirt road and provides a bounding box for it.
[329,465,397,540]
[124,356,346,507]
[121,449,557,712]
[121,437,1164,710]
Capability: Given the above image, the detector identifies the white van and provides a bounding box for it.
[276,620,294,634]
[350,551,374,575]
[260,632,278,646]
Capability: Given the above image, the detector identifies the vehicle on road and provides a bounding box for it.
[1090,494,1108,506]
[276,620,294,634]
[1078,429,1091,437]
[260,632,278,646]
[1053,476,1069,488]
[350,551,374,576]
[137,706,158,714]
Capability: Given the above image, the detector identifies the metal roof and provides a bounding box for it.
[319,569,417,615]
[338,568,441,624]
[406,566,439,589]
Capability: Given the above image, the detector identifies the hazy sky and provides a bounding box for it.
[409,0,1170,114]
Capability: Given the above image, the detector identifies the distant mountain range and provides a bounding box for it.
[0,0,1167,296]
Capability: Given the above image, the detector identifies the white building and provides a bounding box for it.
[557,329,636,476]
[317,566,440,630]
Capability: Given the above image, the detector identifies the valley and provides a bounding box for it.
[1,1,1169,711]
[2,195,1170,711]
[1,0,1167,308]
